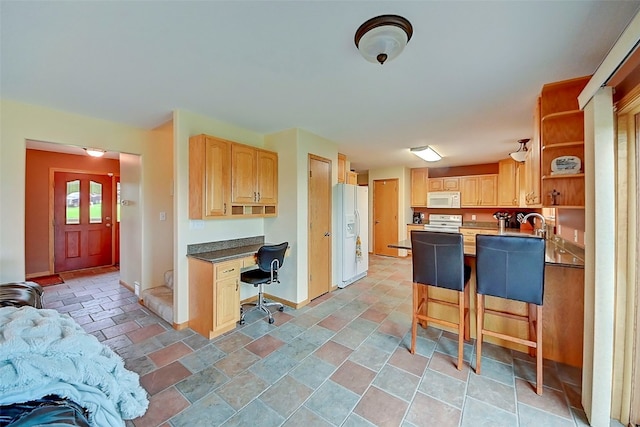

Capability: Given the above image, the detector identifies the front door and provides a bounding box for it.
[373,178,399,256]
[308,154,332,300]
[54,172,113,272]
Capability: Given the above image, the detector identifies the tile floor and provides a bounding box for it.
[43,256,600,427]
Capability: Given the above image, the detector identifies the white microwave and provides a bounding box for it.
[427,191,461,209]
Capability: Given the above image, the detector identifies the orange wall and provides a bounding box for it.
[25,149,120,276]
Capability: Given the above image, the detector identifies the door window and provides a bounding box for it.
[65,180,80,225]
[89,180,102,223]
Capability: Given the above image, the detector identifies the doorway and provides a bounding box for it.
[307,154,332,300]
[373,178,399,256]
[53,171,114,272]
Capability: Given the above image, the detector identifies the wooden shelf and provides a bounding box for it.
[542,173,585,180]
[230,204,277,217]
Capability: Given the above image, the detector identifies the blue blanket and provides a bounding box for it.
[0,306,148,426]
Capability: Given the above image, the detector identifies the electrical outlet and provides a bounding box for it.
[471,214,477,221]
[573,229,579,242]
[134,281,140,296]
[159,211,166,221]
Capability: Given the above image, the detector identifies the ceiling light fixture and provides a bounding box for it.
[509,139,530,163]
[410,146,442,162]
[354,15,413,65]
[84,148,106,158]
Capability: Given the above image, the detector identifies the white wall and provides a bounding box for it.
[0,100,164,291]
[119,153,143,289]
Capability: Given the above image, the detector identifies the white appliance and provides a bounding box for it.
[424,214,463,233]
[427,191,461,209]
[336,183,369,288]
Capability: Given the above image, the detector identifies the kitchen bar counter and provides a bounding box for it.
[393,232,584,269]
[187,244,264,264]
[391,233,585,367]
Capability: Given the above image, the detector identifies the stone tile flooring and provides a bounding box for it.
[43,256,601,426]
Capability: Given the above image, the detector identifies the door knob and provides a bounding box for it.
[375,220,380,224]
[324,232,331,237]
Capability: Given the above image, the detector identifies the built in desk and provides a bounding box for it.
[390,232,585,367]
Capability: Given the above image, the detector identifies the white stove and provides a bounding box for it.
[423,214,463,233]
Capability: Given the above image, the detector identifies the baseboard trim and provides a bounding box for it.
[119,279,134,293]
[173,321,189,330]
[26,271,51,279]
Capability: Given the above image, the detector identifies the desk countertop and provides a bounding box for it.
[390,236,584,269]
[187,243,264,264]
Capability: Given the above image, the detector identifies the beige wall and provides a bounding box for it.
[0,99,170,296]
[367,166,413,256]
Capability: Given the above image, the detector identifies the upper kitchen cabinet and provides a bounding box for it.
[338,153,347,184]
[346,171,358,185]
[540,76,590,208]
[190,134,278,218]
[231,144,278,214]
[189,135,231,219]
[428,177,459,192]
[410,168,429,206]
[460,175,497,207]
[523,97,542,207]
[497,159,520,207]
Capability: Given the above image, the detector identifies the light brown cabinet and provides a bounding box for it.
[497,159,520,207]
[338,153,346,184]
[346,171,358,185]
[523,98,542,207]
[410,168,429,206]
[189,135,231,219]
[190,134,278,218]
[460,227,498,253]
[428,177,460,192]
[540,76,589,208]
[188,258,241,339]
[460,175,497,207]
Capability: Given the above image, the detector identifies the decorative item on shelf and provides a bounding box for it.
[550,156,581,175]
[509,138,530,162]
[549,189,561,205]
[354,15,413,65]
[410,145,442,162]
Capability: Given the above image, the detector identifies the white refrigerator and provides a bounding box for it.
[336,183,369,288]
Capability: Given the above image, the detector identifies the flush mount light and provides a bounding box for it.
[410,146,442,162]
[509,139,530,163]
[84,148,106,158]
[355,15,413,65]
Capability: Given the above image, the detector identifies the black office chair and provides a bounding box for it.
[475,234,546,395]
[410,231,471,370]
[240,242,288,324]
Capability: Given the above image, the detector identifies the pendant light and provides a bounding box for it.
[509,139,530,163]
[355,15,413,65]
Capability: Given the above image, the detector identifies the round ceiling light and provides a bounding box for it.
[354,15,413,65]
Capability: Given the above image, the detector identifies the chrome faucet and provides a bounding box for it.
[520,213,547,239]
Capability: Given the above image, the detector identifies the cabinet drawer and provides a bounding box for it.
[215,260,242,280]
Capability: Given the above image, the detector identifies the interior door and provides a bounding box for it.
[308,154,331,300]
[54,172,113,272]
[373,179,398,256]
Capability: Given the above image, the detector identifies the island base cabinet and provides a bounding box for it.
[416,260,584,367]
[189,258,241,339]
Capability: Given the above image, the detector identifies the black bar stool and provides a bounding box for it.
[410,231,471,370]
[475,234,546,394]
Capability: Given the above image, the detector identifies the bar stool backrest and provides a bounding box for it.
[476,235,546,305]
[411,231,466,292]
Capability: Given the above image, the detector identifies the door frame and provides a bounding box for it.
[307,154,332,300]
[48,168,120,273]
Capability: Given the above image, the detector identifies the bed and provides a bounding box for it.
[0,305,149,426]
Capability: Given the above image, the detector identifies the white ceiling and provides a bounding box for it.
[2,1,639,171]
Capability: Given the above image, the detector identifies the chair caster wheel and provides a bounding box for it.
[239,319,245,325]
[268,317,275,324]
[278,306,284,312]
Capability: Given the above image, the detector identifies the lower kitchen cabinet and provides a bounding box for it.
[189,258,241,339]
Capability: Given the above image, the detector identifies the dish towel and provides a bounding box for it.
[355,235,362,260]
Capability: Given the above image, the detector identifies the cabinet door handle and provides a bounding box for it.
[257,192,260,201]
[223,268,236,273]
[254,192,257,202]
[224,203,227,214]
[236,280,239,291]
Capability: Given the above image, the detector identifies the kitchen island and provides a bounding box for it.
[391,232,584,367]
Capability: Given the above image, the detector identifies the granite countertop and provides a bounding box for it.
[187,243,265,263]
[390,236,584,269]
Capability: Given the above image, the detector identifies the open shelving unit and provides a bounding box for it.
[539,76,590,208]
